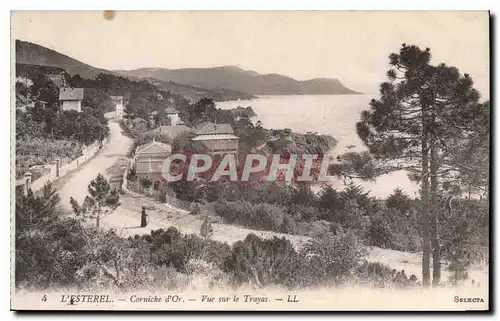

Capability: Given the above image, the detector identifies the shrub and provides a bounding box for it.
[299,230,368,286]
[287,204,320,223]
[222,234,301,288]
[365,218,397,249]
[386,188,413,215]
[126,167,137,181]
[171,180,205,203]
[70,196,83,216]
[105,189,120,208]
[330,222,342,234]
[354,261,395,287]
[158,192,167,203]
[190,203,201,215]
[279,214,297,234]
[133,227,230,273]
[318,185,343,214]
[200,216,214,239]
[140,177,153,189]
[213,200,297,234]
[353,261,419,288]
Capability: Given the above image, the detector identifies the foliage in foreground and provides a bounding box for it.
[15,184,426,291]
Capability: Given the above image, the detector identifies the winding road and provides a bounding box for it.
[55,113,133,210]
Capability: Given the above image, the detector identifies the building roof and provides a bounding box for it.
[146,125,190,138]
[111,96,123,103]
[192,134,239,141]
[193,122,235,135]
[135,140,172,155]
[59,88,84,101]
[165,107,179,115]
[131,117,147,124]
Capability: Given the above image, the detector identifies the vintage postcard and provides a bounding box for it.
[10,11,490,311]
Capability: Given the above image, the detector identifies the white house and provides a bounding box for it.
[133,139,172,181]
[59,88,84,112]
[111,95,124,115]
[165,107,180,125]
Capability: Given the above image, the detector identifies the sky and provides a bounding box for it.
[11,11,490,96]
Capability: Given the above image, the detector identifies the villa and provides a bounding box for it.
[59,88,84,112]
[192,122,239,155]
[133,138,172,181]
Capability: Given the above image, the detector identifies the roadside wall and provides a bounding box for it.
[16,139,108,196]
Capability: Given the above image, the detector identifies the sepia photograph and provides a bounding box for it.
[10,10,490,311]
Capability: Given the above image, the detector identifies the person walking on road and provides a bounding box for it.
[141,206,148,228]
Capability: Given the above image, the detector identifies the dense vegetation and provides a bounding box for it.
[16,183,419,291]
[15,66,111,178]
[130,168,489,281]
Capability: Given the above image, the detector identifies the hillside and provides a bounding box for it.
[145,77,255,102]
[115,66,362,95]
[14,40,253,101]
[15,40,110,79]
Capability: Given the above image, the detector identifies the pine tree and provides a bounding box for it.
[356,44,483,286]
[386,188,412,215]
[86,173,118,227]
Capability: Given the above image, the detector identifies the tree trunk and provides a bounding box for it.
[429,100,441,287]
[96,205,101,228]
[421,110,431,287]
[430,143,441,286]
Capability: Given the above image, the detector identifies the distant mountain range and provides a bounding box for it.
[115,66,361,95]
[14,40,253,101]
[15,39,361,100]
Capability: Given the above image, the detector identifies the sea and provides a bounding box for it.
[216,95,420,199]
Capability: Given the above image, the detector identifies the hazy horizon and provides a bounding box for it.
[11,11,490,96]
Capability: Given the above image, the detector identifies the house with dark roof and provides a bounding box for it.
[145,125,190,139]
[59,88,84,112]
[192,122,239,154]
[133,139,172,180]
